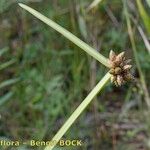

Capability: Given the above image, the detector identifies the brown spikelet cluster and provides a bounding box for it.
[108,50,133,86]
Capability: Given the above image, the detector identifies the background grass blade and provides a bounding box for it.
[0,78,20,89]
[0,47,8,56]
[146,0,150,7]
[87,0,103,11]
[0,92,14,106]
[0,59,16,70]
[131,17,150,54]
[18,3,109,68]
[136,0,150,36]
[124,0,150,108]
[44,72,111,150]
[137,25,150,54]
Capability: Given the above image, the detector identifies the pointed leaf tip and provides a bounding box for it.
[18,3,27,9]
[18,3,23,7]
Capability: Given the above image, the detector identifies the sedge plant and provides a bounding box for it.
[18,3,133,150]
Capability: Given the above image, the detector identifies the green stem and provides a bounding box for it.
[18,3,109,68]
[44,72,111,150]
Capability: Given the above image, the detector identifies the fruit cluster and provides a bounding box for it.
[108,50,133,86]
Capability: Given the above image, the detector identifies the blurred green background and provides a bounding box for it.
[0,0,150,149]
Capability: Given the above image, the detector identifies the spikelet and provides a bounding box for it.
[114,67,122,74]
[117,75,124,86]
[115,52,125,62]
[123,65,132,71]
[109,50,116,61]
[111,76,116,83]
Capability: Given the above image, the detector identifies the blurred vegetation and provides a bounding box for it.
[0,0,150,150]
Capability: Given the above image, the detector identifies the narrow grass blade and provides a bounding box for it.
[0,92,14,106]
[137,25,150,54]
[0,47,8,56]
[131,17,150,54]
[77,13,88,39]
[0,78,20,89]
[87,0,103,11]
[124,0,150,108]
[136,0,150,35]
[0,59,16,70]
[44,72,111,150]
[18,3,109,68]
[146,0,150,8]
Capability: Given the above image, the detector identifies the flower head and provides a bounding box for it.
[108,50,133,86]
